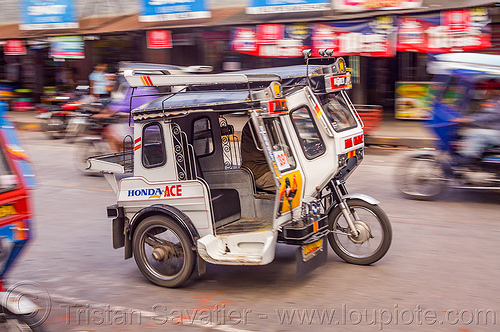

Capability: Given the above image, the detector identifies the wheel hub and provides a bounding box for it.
[348,220,371,244]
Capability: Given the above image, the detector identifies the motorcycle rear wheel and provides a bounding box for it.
[327,199,392,265]
[40,116,67,140]
[133,216,196,288]
[396,154,446,200]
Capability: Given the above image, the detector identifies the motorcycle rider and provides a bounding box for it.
[454,80,500,163]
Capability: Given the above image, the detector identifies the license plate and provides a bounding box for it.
[302,239,323,261]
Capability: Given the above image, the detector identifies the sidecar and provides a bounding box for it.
[88,54,392,287]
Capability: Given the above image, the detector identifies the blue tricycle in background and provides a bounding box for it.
[397,53,500,200]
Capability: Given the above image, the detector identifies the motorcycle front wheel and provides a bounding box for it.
[74,140,106,175]
[396,153,446,200]
[327,198,392,265]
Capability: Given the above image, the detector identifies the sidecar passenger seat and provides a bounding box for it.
[195,159,241,224]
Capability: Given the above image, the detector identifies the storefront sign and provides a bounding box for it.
[139,0,210,22]
[147,30,172,49]
[232,24,311,58]
[49,36,84,59]
[334,0,422,12]
[311,16,396,57]
[20,0,78,30]
[247,0,330,14]
[4,40,27,56]
[395,82,433,120]
[397,7,491,53]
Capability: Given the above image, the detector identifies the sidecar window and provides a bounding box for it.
[142,123,166,168]
[193,117,214,157]
[290,107,326,160]
[262,117,296,173]
[321,93,357,132]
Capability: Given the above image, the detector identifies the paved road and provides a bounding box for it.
[9,131,500,331]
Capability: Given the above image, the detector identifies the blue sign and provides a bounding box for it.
[139,0,210,22]
[247,0,330,14]
[20,0,78,30]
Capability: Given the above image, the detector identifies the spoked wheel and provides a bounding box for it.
[133,216,195,288]
[327,199,392,265]
[0,309,46,332]
[396,154,446,200]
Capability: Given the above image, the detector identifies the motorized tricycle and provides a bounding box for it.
[397,53,500,200]
[0,103,43,330]
[88,51,392,287]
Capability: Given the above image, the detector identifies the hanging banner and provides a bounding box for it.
[4,40,27,56]
[397,7,491,53]
[49,36,84,59]
[139,0,210,22]
[232,24,311,58]
[333,0,422,12]
[247,0,330,14]
[20,0,78,30]
[311,16,397,57]
[147,30,172,49]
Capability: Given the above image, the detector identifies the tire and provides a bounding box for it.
[327,198,392,265]
[133,216,196,288]
[396,153,446,200]
[0,308,47,332]
[41,116,67,139]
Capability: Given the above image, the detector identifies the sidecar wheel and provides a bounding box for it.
[133,216,196,288]
[396,153,446,200]
[327,199,391,265]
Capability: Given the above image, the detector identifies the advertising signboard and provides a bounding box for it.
[49,36,84,59]
[311,16,397,57]
[4,40,27,56]
[333,0,422,12]
[247,0,330,14]
[397,7,491,53]
[232,24,311,58]
[139,0,210,22]
[20,0,78,30]
[395,82,433,120]
[147,30,172,49]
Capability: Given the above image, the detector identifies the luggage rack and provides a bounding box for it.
[87,150,134,174]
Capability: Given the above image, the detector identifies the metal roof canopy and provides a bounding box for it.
[428,53,500,76]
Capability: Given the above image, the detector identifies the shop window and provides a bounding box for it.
[142,123,166,168]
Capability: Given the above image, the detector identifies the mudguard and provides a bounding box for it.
[124,204,200,260]
[0,291,39,315]
[342,193,379,205]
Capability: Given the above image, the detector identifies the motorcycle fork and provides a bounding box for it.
[330,180,360,237]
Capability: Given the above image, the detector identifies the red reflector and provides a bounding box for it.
[353,134,364,145]
[345,138,353,149]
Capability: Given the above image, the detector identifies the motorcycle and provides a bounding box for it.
[36,86,90,140]
[87,51,392,288]
[397,53,500,200]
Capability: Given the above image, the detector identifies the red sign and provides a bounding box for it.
[257,24,284,43]
[147,30,172,49]
[397,8,491,53]
[4,40,26,55]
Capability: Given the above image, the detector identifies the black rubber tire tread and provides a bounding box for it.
[327,198,392,265]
